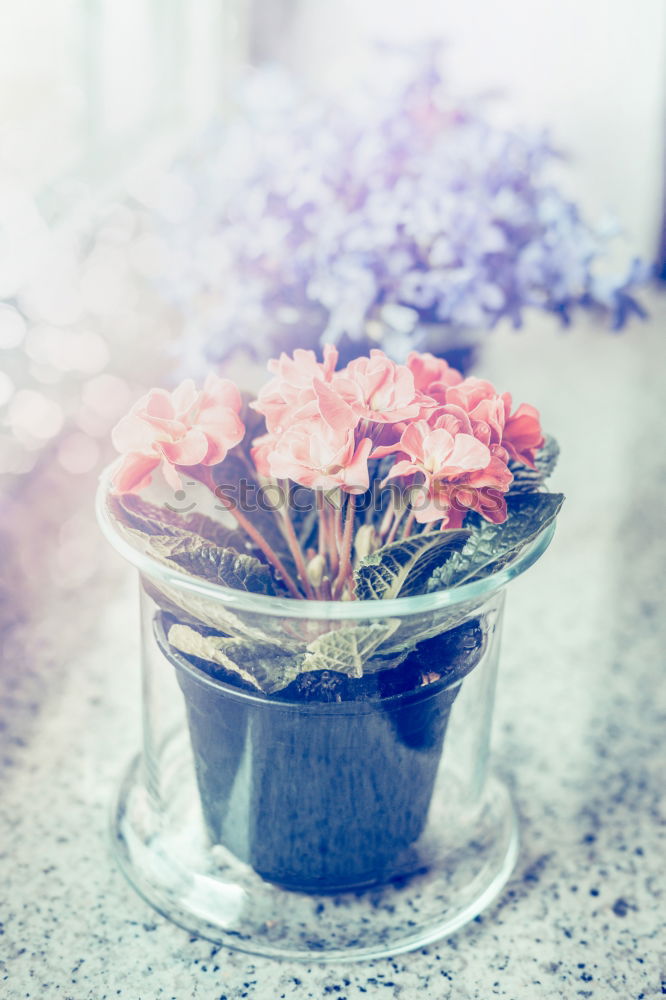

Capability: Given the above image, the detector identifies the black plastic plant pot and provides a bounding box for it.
[154,611,487,894]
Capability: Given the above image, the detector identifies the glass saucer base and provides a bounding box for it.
[110,746,519,963]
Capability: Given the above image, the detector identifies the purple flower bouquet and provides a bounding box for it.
[154,51,649,373]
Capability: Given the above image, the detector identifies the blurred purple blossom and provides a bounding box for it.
[153,54,650,372]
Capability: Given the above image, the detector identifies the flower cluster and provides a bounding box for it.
[251,347,541,527]
[156,53,648,372]
[110,348,545,600]
[111,374,244,493]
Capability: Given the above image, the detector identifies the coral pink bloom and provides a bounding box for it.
[250,353,370,492]
[406,351,463,402]
[501,396,544,468]
[372,402,474,460]
[252,344,339,433]
[250,432,276,479]
[445,376,498,412]
[111,375,244,493]
[385,421,492,488]
[382,419,512,527]
[438,376,507,449]
[266,421,373,494]
[333,349,421,424]
[443,445,514,526]
[294,378,358,433]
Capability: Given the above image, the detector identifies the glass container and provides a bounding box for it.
[97,473,556,961]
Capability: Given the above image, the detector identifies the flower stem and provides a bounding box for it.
[279,480,315,599]
[334,503,343,549]
[317,498,338,579]
[195,467,303,599]
[220,498,303,599]
[402,510,416,539]
[386,502,407,545]
[332,494,356,598]
[379,496,396,539]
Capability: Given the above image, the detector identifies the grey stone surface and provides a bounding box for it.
[1,307,664,998]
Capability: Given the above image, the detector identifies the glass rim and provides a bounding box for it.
[96,465,557,622]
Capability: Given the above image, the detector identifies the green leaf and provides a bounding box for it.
[148,535,281,595]
[303,621,401,679]
[507,435,560,495]
[145,573,300,649]
[354,529,470,601]
[109,493,247,549]
[167,619,406,692]
[427,492,564,592]
[167,624,305,694]
[108,489,297,639]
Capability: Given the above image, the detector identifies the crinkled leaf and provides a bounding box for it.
[109,493,299,645]
[167,615,487,696]
[507,436,560,495]
[427,492,564,592]
[168,619,406,692]
[167,623,304,694]
[303,621,401,679]
[148,535,281,595]
[145,574,299,648]
[354,529,470,601]
[109,493,245,549]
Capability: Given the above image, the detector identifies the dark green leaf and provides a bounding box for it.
[168,619,406,692]
[354,529,470,601]
[167,623,304,694]
[427,492,564,592]
[109,493,246,549]
[148,536,282,595]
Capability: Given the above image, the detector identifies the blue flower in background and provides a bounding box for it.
[150,50,650,373]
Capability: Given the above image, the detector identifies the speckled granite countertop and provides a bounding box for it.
[1,308,665,999]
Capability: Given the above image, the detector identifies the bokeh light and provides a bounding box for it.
[0,305,27,349]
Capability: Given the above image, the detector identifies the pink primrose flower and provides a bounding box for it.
[380,416,513,527]
[111,375,244,493]
[406,351,463,402]
[501,396,544,468]
[265,420,373,493]
[251,344,339,433]
[332,349,422,424]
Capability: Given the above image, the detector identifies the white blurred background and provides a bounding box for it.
[0,0,663,493]
[291,0,666,260]
[1,1,663,249]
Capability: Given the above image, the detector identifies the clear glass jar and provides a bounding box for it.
[97,473,557,961]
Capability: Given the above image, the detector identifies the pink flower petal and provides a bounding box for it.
[111,453,160,494]
[442,433,490,474]
[144,388,176,420]
[111,411,159,454]
[160,459,184,492]
[171,378,198,416]
[400,421,429,464]
[385,459,420,480]
[313,378,358,433]
[201,375,242,413]
[342,437,373,493]
[160,428,209,466]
